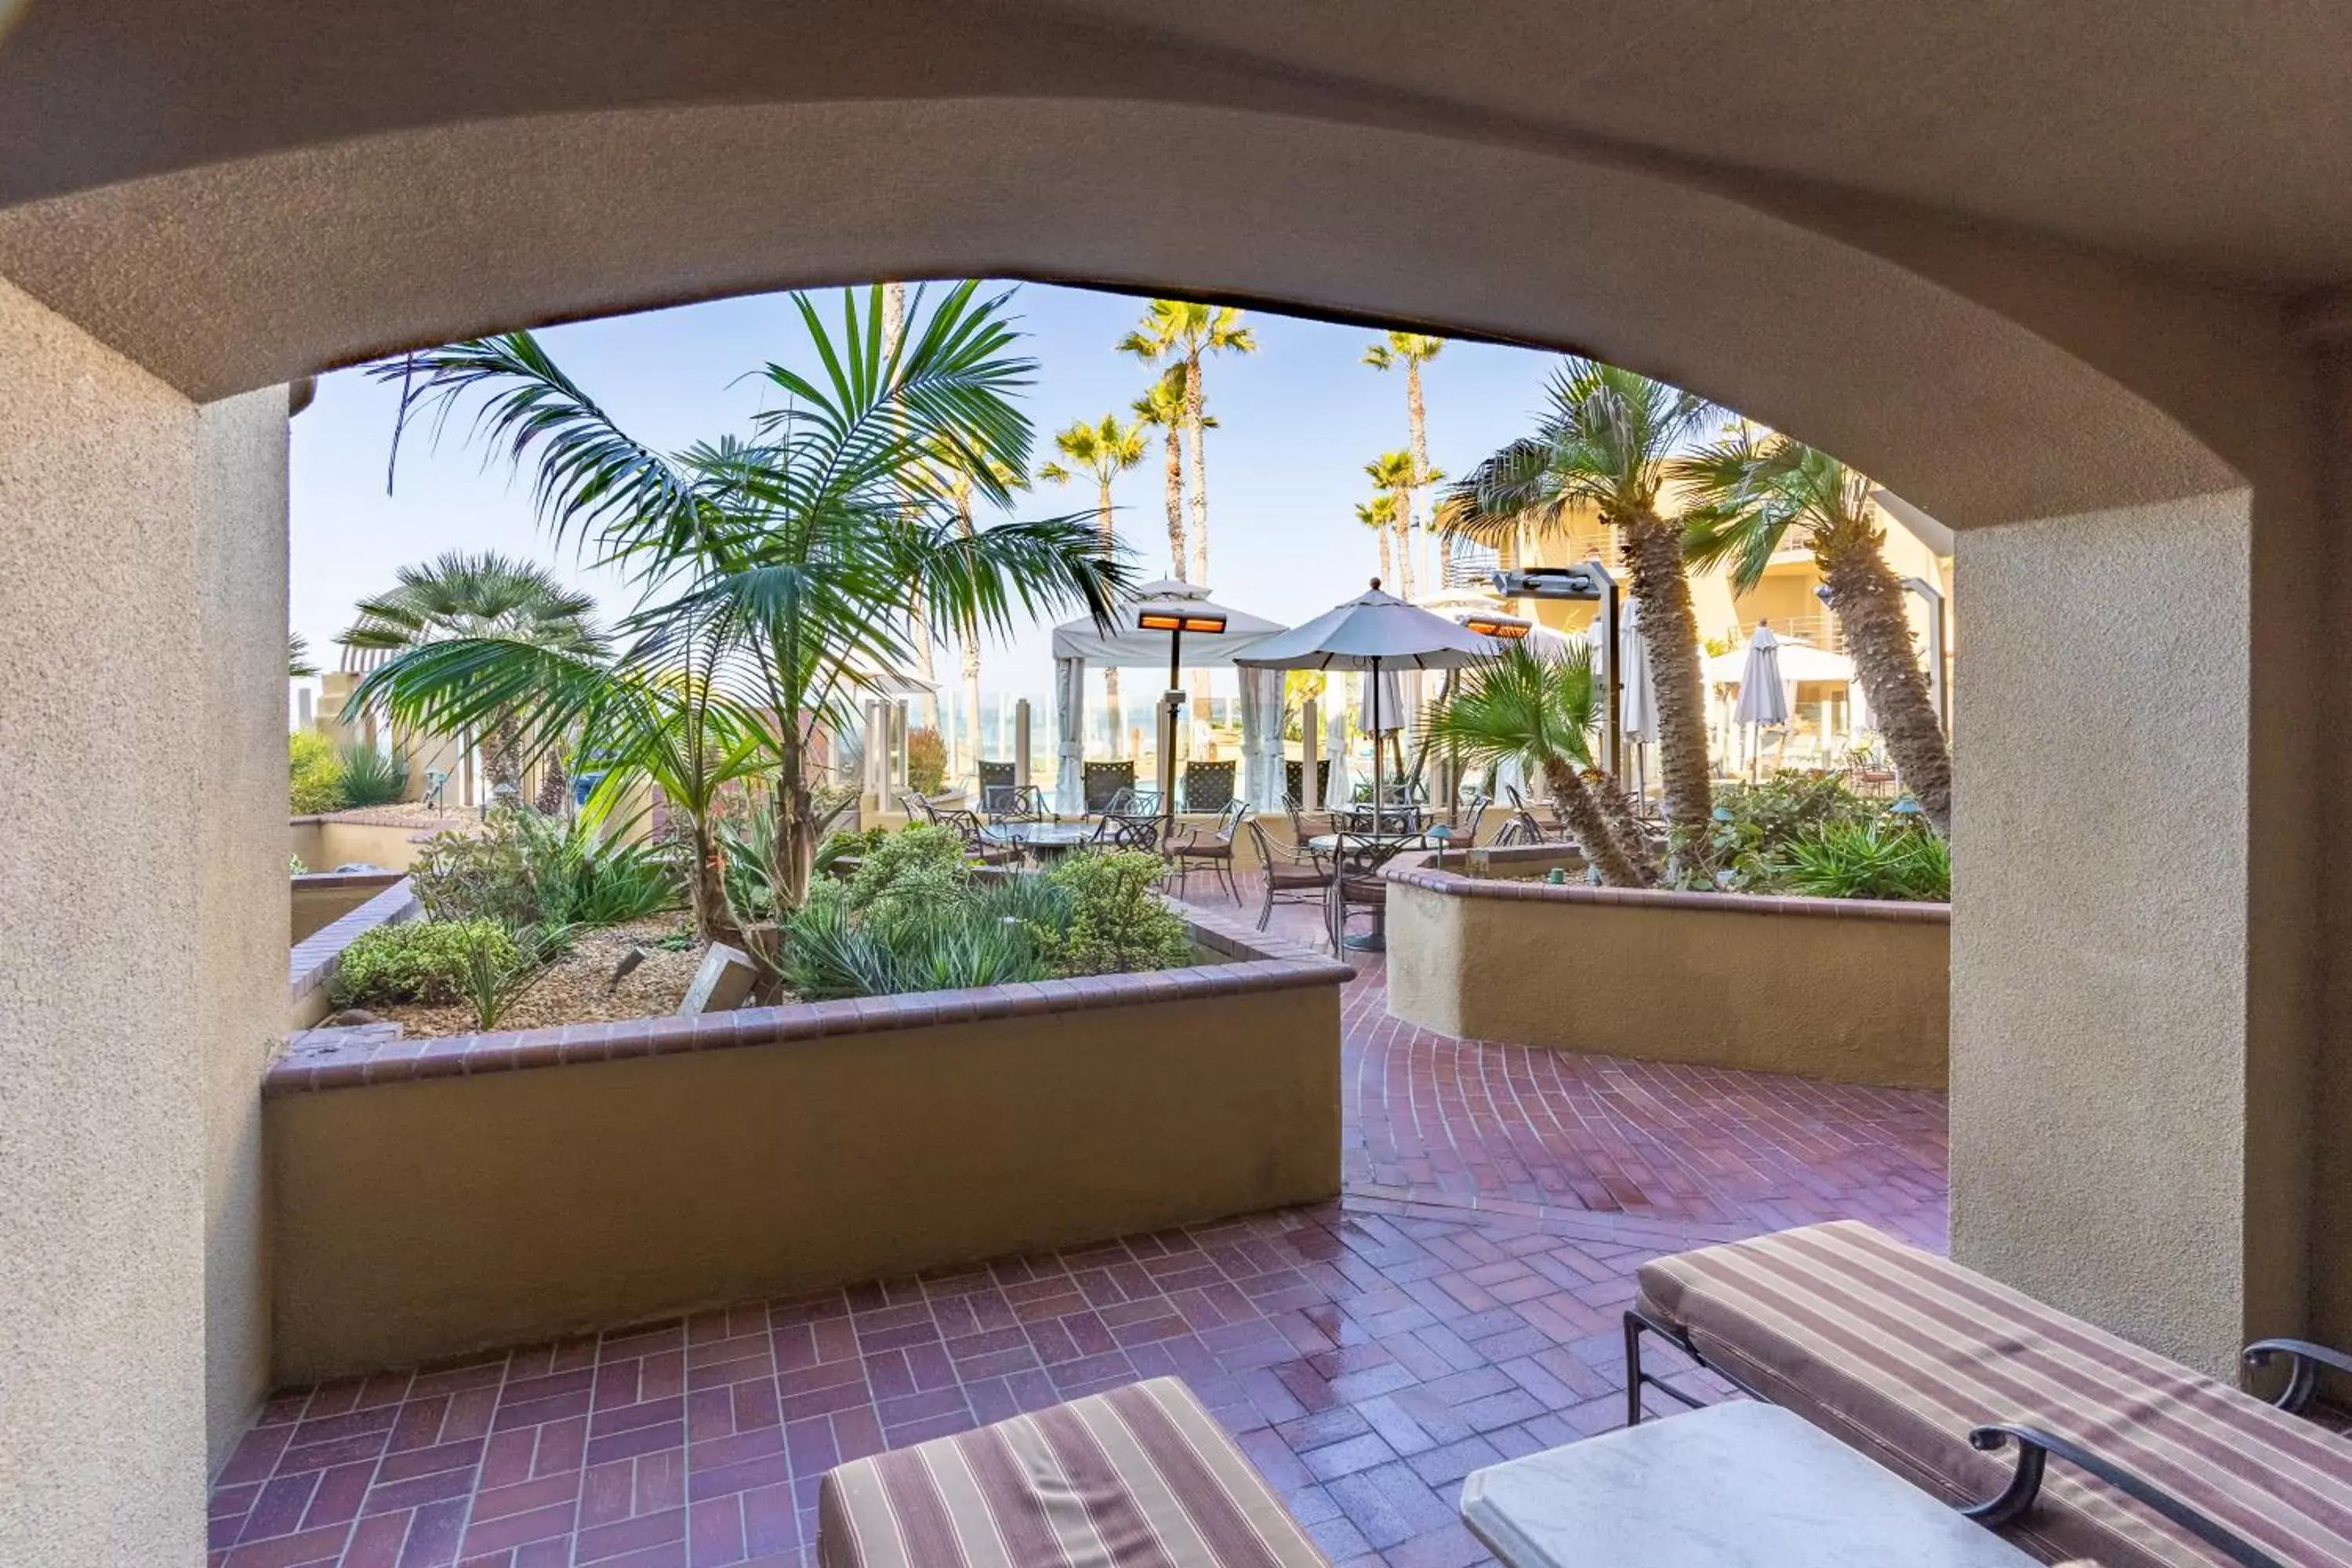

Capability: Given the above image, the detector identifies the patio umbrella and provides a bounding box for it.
[1239,579,1507,835]
[1731,622,1791,779]
[1619,596,1657,800]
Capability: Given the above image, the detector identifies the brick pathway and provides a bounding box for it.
[210,881,1949,1567]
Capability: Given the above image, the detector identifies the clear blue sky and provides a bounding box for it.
[290,281,1566,710]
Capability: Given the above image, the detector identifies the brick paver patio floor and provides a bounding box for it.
[210,878,1949,1568]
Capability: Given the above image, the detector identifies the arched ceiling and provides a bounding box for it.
[3,0,2316,525]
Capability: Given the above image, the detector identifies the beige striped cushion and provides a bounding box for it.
[1637,1221,2352,1567]
[818,1377,1334,1568]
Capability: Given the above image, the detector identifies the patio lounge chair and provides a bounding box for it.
[818,1377,1331,1568]
[976,758,1015,804]
[1166,799,1249,903]
[1091,810,1164,852]
[933,807,1022,868]
[1626,1221,2352,1567]
[1327,830,1408,953]
[1284,757,1331,808]
[1247,815,1331,931]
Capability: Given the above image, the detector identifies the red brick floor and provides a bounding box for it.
[210,880,1949,1567]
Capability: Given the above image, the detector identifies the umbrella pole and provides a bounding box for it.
[1371,657,1383,838]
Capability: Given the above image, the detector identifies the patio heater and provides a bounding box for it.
[1451,612,1531,814]
[1494,561,1622,779]
[1137,604,1227,840]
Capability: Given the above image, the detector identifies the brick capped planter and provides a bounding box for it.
[263,901,1350,1382]
[1384,846,1948,1089]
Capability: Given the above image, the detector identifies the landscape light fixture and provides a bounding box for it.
[1138,605,1229,838]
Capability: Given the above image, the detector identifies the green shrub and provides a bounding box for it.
[1773,820,1951,902]
[815,824,890,878]
[289,731,345,814]
[906,727,949,795]
[845,824,967,927]
[1031,850,1192,978]
[336,744,408,808]
[1673,771,1877,890]
[413,804,682,929]
[332,919,518,1007]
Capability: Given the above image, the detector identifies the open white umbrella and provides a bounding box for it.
[1239,579,1508,835]
[1731,623,1791,779]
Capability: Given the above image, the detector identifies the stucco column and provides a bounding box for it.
[0,275,289,1563]
[1951,478,2321,1376]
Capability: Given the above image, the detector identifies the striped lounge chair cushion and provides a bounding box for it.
[1637,1220,2352,1567]
[817,1377,1333,1568]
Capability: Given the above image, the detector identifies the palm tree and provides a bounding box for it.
[338,551,604,793]
[1115,300,1256,585]
[917,441,1027,786]
[355,282,1130,933]
[1364,452,1440,601]
[1131,365,1218,582]
[1422,643,1647,887]
[1439,358,1722,837]
[1040,412,1147,753]
[880,281,940,735]
[1354,494,1397,584]
[288,632,319,678]
[1678,430,1953,833]
[1363,332,1445,589]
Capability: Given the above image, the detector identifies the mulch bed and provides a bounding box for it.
[372,914,710,1039]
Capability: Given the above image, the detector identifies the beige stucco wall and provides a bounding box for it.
[1950,490,2319,1377]
[1386,877,1947,1090]
[289,816,435,872]
[0,277,284,1565]
[267,983,1341,1381]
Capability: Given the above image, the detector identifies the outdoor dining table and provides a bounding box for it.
[1308,830,1438,951]
[978,820,1097,858]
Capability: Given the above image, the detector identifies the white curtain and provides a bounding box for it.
[1323,692,1352,808]
[1236,668,1286,809]
[1053,655,1085,814]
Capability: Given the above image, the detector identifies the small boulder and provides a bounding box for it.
[679,943,759,1014]
[321,1007,380,1026]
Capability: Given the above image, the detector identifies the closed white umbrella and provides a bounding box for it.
[1619,597,1658,802]
[1731,623,1790,779]
[1240,579,1508,835]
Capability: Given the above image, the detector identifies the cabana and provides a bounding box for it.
[1050,580,1289,815]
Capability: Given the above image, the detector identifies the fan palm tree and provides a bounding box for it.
[1355,494,1397,584]
[1364,452,1441,601]
[1677,430,1953,833]
[880,281,940,733]
[354,282,1130,932]
[1131,365,1218,582]
[339,551,604,793]
[1364,332,1446,587]
[1040,412,1148,753]
[1439,358,1722,836]
[1115,300,1255,585]
[1421,643,1646,887]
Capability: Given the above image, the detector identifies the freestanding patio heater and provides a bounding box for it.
[1135,603,1227,840]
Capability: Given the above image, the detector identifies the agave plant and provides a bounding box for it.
[352,282,1133,942]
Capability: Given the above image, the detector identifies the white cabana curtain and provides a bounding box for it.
[1236,669,1287,809]
[1323,692,1352,808]
[1053,655,1085,814]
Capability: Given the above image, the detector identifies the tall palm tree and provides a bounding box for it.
[917,441,1027,786]
[1131,365,1218,582]
[1364,452,1440,601]
[1040,413,1147,753]
[1678,430,1953,833]
[1363,332,1446,589]
[356,283,1129,932]
[1354,494,1397,584]
[1422,643,1646,887]
[1439,358,1722,837]
[288,632,319,679]
[339,551,604,793]
[1115,300,1255,585]
[880,281,941,734]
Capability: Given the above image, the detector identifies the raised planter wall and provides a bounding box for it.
[263,905,1348,1382]
[288,874,419,1029]
[289,811,470,874]
[1385,848,1948,1090]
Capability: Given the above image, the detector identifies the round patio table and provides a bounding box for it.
[1308,831,1437,950]
[978,821,1097,859]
